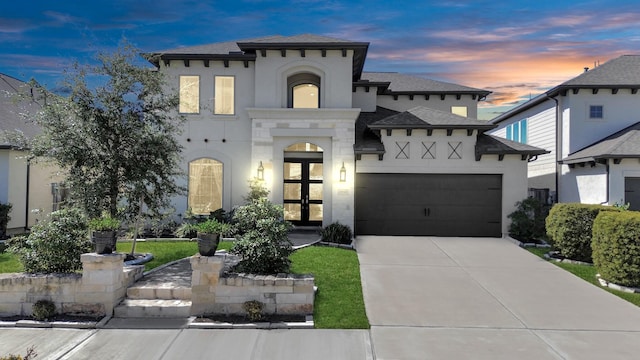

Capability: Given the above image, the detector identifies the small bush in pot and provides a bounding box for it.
[319,222,353,245]
[89,213,120,254]
[195,219,231,256]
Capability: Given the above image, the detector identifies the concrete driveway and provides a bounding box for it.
[357,236,640,359]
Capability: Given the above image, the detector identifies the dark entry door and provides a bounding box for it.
[355,173,502,237]
[625,177,640,211]
[283,159,323,226]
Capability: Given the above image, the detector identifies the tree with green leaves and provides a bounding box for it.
[21,42,185,222]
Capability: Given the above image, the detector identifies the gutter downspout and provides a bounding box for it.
[547,95,560,203]
[24,159,30,231]
[604,161,610,205]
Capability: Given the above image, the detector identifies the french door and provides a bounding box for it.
[283,159,323,226]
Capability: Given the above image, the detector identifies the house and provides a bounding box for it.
[0,73,63,234]
[489,55,640,210]
[148,34,546,237]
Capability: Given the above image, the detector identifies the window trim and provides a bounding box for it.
[287,73,321,108]
[589,105,604,119]
[214,75,235,116]
[179,75,200,114]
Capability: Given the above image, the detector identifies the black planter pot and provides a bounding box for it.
[197,232,220,256]
[92,231,117,254]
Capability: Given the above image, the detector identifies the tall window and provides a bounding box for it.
[451,106,468,117]
[214,76,235,115]
[179,76,199,113]
[590,105,603,119]
[188,158,223,215]
[293,84,319,108]
[506,119,527,144]
[288,73,320,108]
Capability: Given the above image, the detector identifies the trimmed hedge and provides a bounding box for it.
[545,203,618,262]
[592,211,640,287]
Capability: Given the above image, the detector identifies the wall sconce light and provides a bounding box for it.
[257,161,264,180]
[340,162,347,182]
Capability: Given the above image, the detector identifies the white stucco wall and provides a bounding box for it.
[253,49,354,109]
[356,128,529,235]
[563,89,640,157]
[352,87,379,112]
[609,160,640,206]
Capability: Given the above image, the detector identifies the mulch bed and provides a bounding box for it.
[0,314,104,323]
[193,314,306,324]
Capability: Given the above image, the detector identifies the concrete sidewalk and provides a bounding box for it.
[358,236,640,359]
[0,327,372,360]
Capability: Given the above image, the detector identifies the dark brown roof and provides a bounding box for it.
[475,134,549,160]
[361,72,490,97]
[354,107,398,155]
[492,55,640,124]
[147,34,369,80]
[560,122,640,164]
[368,106,496,130]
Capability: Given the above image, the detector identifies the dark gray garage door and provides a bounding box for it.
[625,178,640,211]
[355,173,502,237]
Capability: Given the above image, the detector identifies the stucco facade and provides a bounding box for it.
[151,35,543,236]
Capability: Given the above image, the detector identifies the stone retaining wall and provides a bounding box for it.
[190,254,315,316]
[0,253,143,317]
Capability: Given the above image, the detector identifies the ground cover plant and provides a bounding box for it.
[526,247,640,307]
[290,245,369,329]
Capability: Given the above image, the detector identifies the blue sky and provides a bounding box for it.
[2,0,640,119]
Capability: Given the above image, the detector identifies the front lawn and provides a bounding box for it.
[0,251,23,273]
[527,247,640,307]
[117,240,233,271]
[290,246,370,329]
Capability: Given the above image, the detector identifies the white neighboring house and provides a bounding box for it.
[0,73,63,235]
[148,34,546,237]
[490,55,640,210]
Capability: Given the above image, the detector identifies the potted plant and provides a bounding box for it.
[89,214,121,254]
[195,219,230,256]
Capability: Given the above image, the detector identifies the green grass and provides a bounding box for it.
[117,240,233,271]
[290,246,370,329]
[526,247,640,307]
[0,251,23,273]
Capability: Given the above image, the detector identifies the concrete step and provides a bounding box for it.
[126,285,191,300]
[113,299,192,318]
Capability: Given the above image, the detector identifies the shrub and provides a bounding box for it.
[243,300,265,322]
[507,197,549,241]
[32,299,56,321]
[175,223,198,238]
[231,192,293,274]
[319,222,353,244]
[7,208,92,273]
[592,211,640,287]
[0,347,37,360]
[545,203,618,262]
[0,203,11,239]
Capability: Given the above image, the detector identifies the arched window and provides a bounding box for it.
[188,158,223,215]
[287,73,320,108]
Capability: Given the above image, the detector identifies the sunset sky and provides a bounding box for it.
[2,0,640,119]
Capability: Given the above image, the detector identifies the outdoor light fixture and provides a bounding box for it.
[257,161,264,180]
[340,162,346,182]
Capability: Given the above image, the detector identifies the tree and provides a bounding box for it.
[25,42,185,221]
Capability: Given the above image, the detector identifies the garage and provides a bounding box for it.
[355,173,502,237]
[625,177,640,211]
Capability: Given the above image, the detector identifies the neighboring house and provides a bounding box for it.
[148,34,546,237]
[0,73,62,234]
[490,55,640,210]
